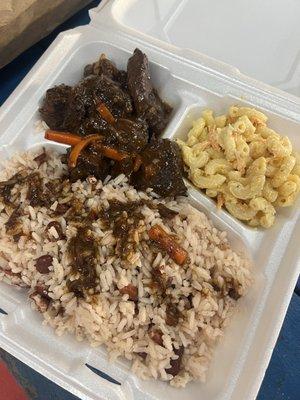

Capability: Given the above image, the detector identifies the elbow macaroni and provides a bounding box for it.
[177,106,300,228]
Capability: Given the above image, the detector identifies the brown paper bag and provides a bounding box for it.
[0,0,93,69]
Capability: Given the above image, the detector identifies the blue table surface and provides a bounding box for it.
[0,1,299,399]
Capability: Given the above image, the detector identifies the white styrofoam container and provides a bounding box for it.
[0,1,299,400]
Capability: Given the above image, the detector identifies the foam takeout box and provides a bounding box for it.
[0,1,299,400]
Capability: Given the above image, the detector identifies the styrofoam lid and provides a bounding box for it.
[110,0,300,96]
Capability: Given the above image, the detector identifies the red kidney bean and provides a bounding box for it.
[34,285,50,299]
[46,221,64,240]
[228,288,241,300]
[137,352,147,360]
[35,255,53,274]
[149,329,164,346]
[119,284,138,301]
[54,203,70,215]
[165,346,184,376]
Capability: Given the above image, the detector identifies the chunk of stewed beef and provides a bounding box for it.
[68,142,111,182]
[92,74,133,117]
[127,48,172,135]
[39,84,72,130]
[84,54,129,91]
[62,75,133,134]
[132,139,186,197]
[84,53,122,79]
[103,117,148,153]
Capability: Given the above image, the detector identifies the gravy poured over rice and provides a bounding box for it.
[0,149,251,387]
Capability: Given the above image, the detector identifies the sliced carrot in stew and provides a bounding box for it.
[45,129,129,168]
[97,103,116,125]
[44,130,82,146]
[148,225,187,265]
[100,145,129,161]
